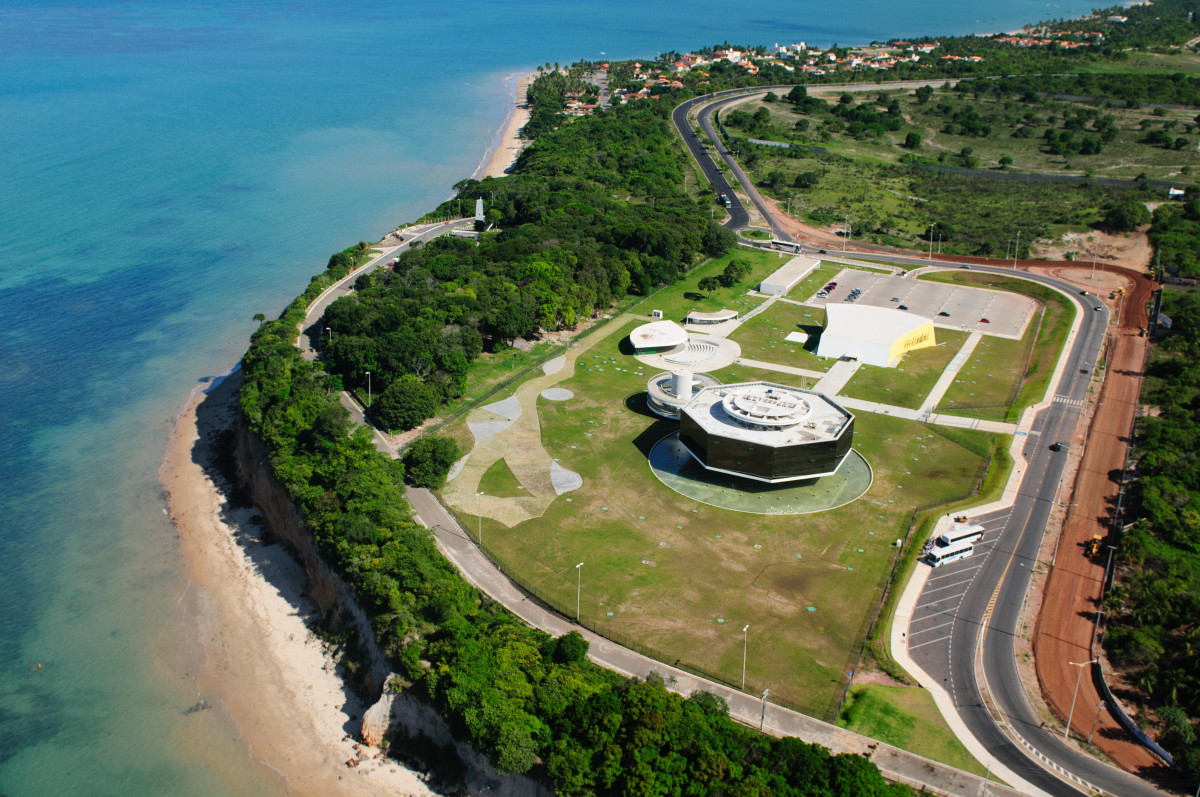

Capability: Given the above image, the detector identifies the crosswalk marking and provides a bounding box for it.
[1053,395,1083,407]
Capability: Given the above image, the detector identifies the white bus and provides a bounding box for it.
[926,538,974,567]
[937,523,985,548]
[770,239,801,253]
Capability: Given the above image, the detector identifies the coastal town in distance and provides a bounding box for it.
[161,3,1200,796]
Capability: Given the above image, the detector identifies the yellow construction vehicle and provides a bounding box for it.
[1084,535,1103,557]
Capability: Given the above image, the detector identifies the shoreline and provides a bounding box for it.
[160,371,435,797]
[155,68,537,795]
[473,71,537,180]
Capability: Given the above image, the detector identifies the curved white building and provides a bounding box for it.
[817,305,935,367]
[629,320,688,354]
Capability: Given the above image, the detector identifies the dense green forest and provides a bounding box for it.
[957,73,1200,108]
[1108,290,1200,779]
[1149,199,1200,278]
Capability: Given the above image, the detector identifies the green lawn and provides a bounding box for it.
[841,329,970,409]
[839,684,986,777]
[459,318,997,722]
[479,458,526,498]
[728,301,830,373]
[645,246,783,323]
[924,272,1077,421]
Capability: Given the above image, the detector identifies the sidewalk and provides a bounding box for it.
[406,487,1026,797]
[813,357,863,395]
[920,331,983,416]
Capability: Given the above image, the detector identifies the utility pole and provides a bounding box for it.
[1014,229,1020,269]
[1087,702,1106,744]
[760,688,770,730]
[928,222,936,260]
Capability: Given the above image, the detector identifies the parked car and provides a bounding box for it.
[898,304,909,310]
[980,318,990,324]
[938,311,951,317]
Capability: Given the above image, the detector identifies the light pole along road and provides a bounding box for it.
[673,88,1166,796]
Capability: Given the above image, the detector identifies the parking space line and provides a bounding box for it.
[909,634,952,650]
[912,596,964,617]
[909,619,954,636]
[925,562,983,584]
[921,576,976,595]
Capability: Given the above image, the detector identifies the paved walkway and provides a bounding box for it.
[813,357,863,395]
[920,331,983,416]
[405,487,1026,797]
[730,357,825,382]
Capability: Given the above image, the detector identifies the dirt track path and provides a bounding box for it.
[1025,264,1166,777]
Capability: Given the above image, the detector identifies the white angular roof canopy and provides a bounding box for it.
[630,319,688,350]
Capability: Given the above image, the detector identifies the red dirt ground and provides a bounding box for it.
[1025,264,1174,783]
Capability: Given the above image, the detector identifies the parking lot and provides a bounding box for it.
[905,510,1009,668]
[804,270,1036,339]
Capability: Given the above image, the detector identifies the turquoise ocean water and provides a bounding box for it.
[0,1,1077,793]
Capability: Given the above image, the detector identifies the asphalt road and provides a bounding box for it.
[672,87,800,236]
[880,259,1159,796]
[298,220,472,356]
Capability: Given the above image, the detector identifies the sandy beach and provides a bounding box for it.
[476,72,537,179]
[160,372,435,797]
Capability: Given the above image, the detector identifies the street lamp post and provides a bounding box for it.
[326,326,332,342]
[365,371,371,408]
[928,223,936,260]
[1090,251,1098,280]
[1065,659,1098,740]
[842,219,850,252]
[741,624,750,691]
[476,491,484,546]
[760,688,770,730]
[575,562,584,621]
[1013,229,1020,269]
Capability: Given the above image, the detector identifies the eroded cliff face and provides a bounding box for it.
[233,414,552,797]
[234,416,391,695]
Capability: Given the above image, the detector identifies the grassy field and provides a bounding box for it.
[461,317,998,721]
[841,328,971,409]
[924,271,1077,421]
[645,245,781,322]
[839,684,986,777]
[478,458,526,498]
[728,301,830,373]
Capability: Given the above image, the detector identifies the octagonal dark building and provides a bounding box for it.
[677,382,854,483]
